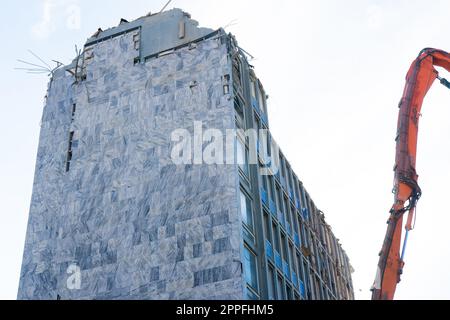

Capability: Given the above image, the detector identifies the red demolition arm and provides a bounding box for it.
[371,48,450,300]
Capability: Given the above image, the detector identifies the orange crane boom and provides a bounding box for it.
[371,48,450,300]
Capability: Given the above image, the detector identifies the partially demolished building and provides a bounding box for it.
[18,8,354,300]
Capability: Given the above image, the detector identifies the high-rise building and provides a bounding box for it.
[18,8,354,300]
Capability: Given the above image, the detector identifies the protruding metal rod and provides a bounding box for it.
[14,67,49,72]
[16,59,49,70]
[159,0,172,14]
[28,50,51,69]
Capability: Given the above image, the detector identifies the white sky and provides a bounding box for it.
[1,0,450,300]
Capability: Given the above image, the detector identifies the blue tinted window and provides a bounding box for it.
[240,190,253,229]
[243,246,258,290]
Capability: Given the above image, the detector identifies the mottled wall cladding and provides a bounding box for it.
[18,30,244,300]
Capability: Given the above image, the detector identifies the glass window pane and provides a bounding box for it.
[297,254,303,283]
[286,285,292,300]
[268,267,275,300]
[281,234,287,260]
[240,190,253,229]
[276,187,281,209]
[277,276,284,300]
[292,206,298,231]
[250,80,256,98]
[243,247,258,290]
[284,197,291,224]
[264,214,271,243]
[235,109,244,129]
[261,172,268,191]
[237,139,248,176]
[289,244,294,267]
[268,176,275,199]
[257,86,264,110]
[281,159,286,178]
[272,223,280,252]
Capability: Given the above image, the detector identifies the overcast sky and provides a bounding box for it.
[1,0,450,300]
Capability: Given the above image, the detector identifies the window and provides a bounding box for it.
[264,213,271,243]
[277,276,284,300]
[315,276,322,299]
[303,260,310,299]
[297,254,303,279]
[285,198,291,228]
[276,187,282,213]
[243,246,258,291]
[261,171,268,192]
[257,85,264,111]
[302,225,309,248]
[291,206,298,232]
[307,273,313,300]
[289,244,295,271]
[286,285,292,300]
[297,182,303,205]
[237,138,249,176]
[286,166,293,190]
[268,266,275,300]
[272,223,280,252]
[255,116,262,133]
[310,237,316,258]
[260,130,270,158]
[294,180,301,204]
[240,190,253,229]
[234,97,245,129]
[232,58,242,87]
[250,80,256,99]
[322,286,328,300]
[280,158,286,180]
[281,234,287,261]
[298,218,303,243]
[268,176,275,200]
[261,92,268,115]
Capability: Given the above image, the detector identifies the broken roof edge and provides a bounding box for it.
[60,27,226,85]
[57,8,221,80]
[84,8,213,47]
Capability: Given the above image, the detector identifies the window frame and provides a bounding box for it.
[240,188,254,231]
[243,245,259,293]
[237,136,250,178]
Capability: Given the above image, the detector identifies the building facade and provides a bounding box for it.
[18,9,353,300]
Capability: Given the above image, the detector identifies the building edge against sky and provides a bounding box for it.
[17,8,354,300]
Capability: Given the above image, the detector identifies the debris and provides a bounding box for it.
[92,28,103,38]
